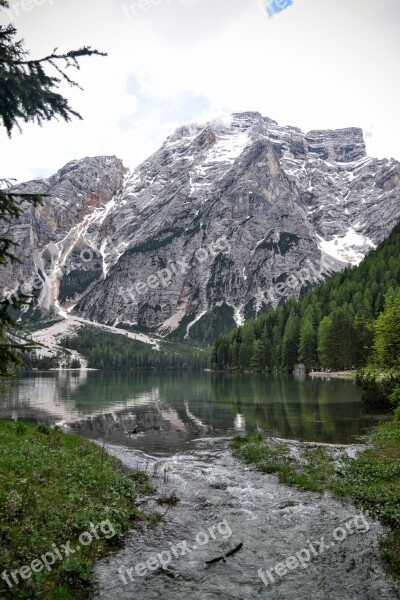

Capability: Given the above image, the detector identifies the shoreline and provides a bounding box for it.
[308,371,356,380]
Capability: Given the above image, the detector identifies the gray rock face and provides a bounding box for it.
[1,156,127,310]
[1,113,399,341]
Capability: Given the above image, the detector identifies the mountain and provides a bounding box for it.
[2,112,400,344]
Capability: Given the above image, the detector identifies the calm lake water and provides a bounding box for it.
[0,371,380,453]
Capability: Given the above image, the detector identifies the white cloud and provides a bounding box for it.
[0,0,399,182]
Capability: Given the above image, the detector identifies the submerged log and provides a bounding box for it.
[225,542,243,558]
[205,542,243,565]
[205,556,226,565]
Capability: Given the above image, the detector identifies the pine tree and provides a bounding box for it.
[250,339,264,372]
[281,312,300,371]
[217,339,229,370]
[317,315,333,368]
[239,341,251,370]
[353,305,374,367]
[261,324,273,371]
[210,340,219,370]
[318,307,355,370]
[298,314,318,370]
[373,290,400,369]
[231,339,240,370]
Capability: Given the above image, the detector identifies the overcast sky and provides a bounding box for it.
[1,0,399,182]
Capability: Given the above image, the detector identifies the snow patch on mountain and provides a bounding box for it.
[205,131,250,164]
[317,229,377,266]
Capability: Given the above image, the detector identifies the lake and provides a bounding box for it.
[0,371,380,454]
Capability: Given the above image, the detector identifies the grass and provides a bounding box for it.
[0,421,156,599]
[230,434,337,493]
[231,409,400,578]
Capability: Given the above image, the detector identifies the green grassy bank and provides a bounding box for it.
[231,406,400,578]
[0,422,154,599]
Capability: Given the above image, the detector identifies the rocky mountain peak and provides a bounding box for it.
[305,128,366,163]
[1,113,399,343]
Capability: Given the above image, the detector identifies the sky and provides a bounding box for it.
[1,0,399,182]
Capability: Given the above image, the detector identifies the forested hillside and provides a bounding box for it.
[211,222,400,373]
[61,327,208,370]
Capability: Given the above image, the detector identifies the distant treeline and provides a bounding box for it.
[61,327,208,370]
[20,353,81,371]
[211,222,400,374]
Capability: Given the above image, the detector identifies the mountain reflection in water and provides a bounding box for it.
[0,371,383,454]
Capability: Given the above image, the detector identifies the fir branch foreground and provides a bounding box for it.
[0,0,106,136]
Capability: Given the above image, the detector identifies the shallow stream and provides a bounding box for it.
[94,438,400,600]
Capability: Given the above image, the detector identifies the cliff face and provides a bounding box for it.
[2,156,127,311]
[2,113,399,341]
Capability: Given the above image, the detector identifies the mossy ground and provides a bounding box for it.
[231,410,400,578]
[0,421,155,598]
